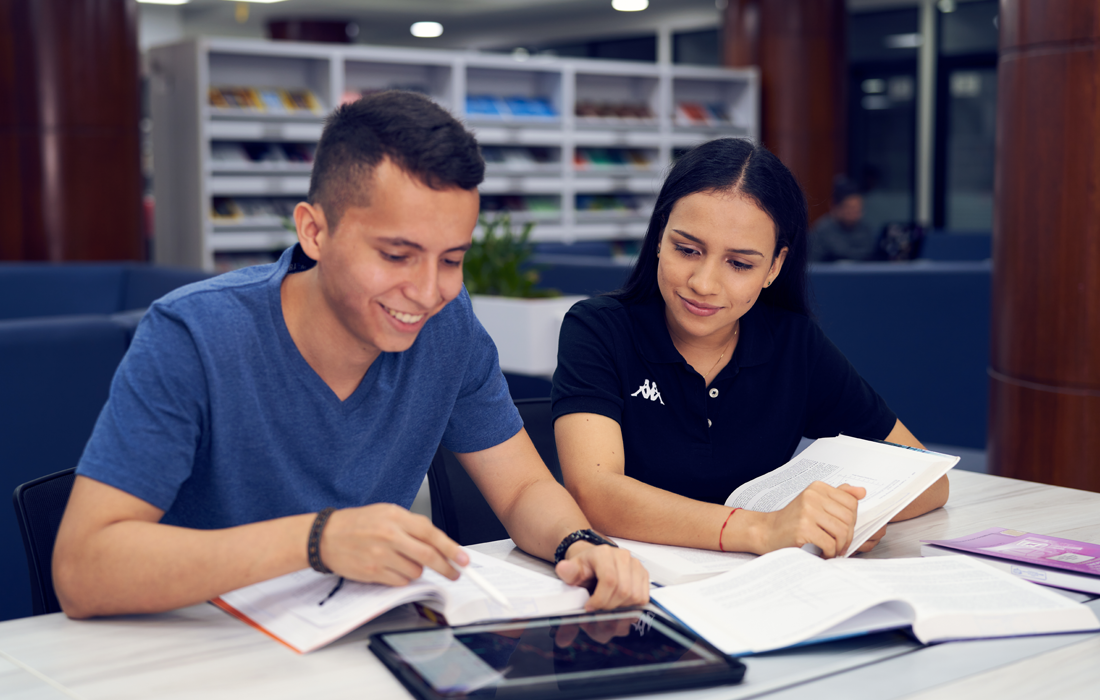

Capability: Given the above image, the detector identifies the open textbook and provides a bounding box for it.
[610,537,755,586]
[650,547,1100,656]
[213,550,589,653]
[726,435,958,555]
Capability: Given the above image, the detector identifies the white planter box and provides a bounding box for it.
[471,295,587,377]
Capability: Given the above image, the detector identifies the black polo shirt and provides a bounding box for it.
[551,295,897,504]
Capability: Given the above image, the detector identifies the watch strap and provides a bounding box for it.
[554,528,617,565]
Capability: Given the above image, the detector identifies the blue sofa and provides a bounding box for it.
[919,231,992,261]
[809,261,991,450]
[1,264,209,622]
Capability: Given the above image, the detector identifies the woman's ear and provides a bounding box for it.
[766,246,789,287]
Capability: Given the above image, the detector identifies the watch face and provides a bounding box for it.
[586,530,615,547]
[556,530,618,563]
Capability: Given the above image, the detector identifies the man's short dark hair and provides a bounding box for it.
[831,175,861,206]
[308,90,484,229]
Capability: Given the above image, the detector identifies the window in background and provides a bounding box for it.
[935,0,998,232]
[673,28,720,66]
[535,34,657,62]
[847,8,920,234]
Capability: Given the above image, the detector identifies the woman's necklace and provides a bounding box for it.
[703,324,739,379]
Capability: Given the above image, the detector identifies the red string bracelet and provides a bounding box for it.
[718,508,742,552]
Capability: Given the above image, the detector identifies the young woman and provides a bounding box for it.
[551,139,948,558]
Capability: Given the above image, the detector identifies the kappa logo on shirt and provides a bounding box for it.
[630,379,664,405]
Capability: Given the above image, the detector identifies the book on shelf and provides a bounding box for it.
[650,547,1100,656]
[922,528,1100,595]
[466,94,557,120]
[211,197,297,223]
[213,549,589,654]
[725,435,959,555]
[575,101,655,123]
[674,102,710,126]
[209,86,323,115]
[574,147,654,171]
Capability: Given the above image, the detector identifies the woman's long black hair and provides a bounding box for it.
[610,138,812,316]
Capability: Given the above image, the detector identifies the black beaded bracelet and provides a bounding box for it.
[307,507,337,574]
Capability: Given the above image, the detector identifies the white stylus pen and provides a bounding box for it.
[453,559,513,611]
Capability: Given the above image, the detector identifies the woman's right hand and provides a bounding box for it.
[742,481,866,558]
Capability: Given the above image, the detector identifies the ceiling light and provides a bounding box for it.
[137,0,190,5]
[612,0,649,11]
[411,21,443,38]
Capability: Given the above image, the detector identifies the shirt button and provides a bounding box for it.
[708,418,712,427]
[709,388,719,398]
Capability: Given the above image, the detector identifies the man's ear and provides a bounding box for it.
[294,201,328,261]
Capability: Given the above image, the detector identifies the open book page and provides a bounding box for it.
[215,550,589,653]
[835,555,1100,643]
[921,544,1100,598]
[428,550,590,625]
[215,568,443,653]
[650,548,899,655]
[610,537,755,586]
[724,436,958,554]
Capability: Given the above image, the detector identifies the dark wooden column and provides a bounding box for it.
[989,0,1100,491]
[723,0,847,222]
[0,0,143,261]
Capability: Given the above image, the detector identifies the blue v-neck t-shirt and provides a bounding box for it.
[77,245,522,529]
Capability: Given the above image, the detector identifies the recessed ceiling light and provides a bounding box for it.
[136,0,190,5]
[612,0,649,11]
[411,21,443,38]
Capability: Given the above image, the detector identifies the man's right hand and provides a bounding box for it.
[749,481,865,558]
[318,504,467,585]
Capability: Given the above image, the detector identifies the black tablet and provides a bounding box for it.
[369,609,745,700]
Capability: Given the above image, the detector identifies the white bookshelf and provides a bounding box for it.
[148,38,758,272]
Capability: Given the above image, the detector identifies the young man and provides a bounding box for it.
[53,91,648,618]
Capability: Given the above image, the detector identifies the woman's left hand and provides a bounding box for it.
[857,525,887,553]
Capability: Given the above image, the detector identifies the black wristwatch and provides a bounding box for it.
[554,529,618,564]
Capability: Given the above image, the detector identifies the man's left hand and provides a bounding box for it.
[554,542,649,610]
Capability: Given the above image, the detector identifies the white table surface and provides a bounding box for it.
[2,470,1098,700]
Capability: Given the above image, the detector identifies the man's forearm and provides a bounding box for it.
[55,511,313,618]
[496,478,597,562]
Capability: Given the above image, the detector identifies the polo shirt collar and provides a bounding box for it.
[626,295,774,370]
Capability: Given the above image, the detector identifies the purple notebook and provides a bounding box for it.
[923,528,1100,577]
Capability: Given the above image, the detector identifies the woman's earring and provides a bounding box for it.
[656,247,661,257]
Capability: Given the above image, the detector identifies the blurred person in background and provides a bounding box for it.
[809,176,879,262]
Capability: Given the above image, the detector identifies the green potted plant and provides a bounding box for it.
[464,214,585,377]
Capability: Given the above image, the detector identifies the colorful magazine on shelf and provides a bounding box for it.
[921,528,1100,595]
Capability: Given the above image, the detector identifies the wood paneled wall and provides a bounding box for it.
[723,0,847,223]
[0,0,143,261]
[990,0,1100,491]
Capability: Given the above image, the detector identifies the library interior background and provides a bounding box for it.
[2,0,1098,621]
